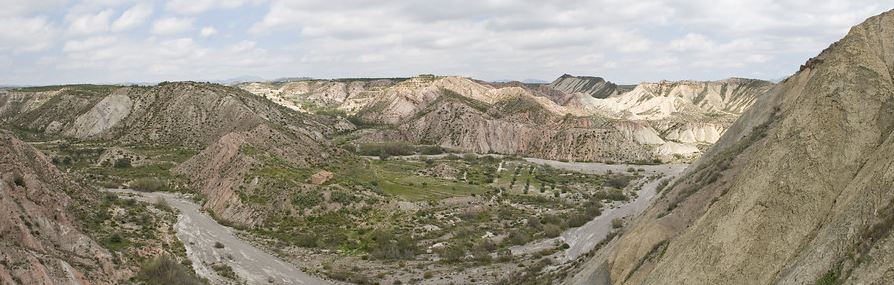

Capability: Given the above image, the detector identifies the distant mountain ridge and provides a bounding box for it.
[237,74,774,162]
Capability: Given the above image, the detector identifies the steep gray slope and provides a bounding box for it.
[570,9,894,285]
[549,74,632,99]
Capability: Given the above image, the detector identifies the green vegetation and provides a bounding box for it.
[135,255,206,285]
[211,263,237,280]
[356,142,415,157]
[291,191,324,208]
[12,175,24,187]
[131,178,168,192]
[13,84,119,95]
[815,268,839,285]
[369,229,417,260]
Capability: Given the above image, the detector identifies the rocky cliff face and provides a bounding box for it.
[548,74,632,99]
[571,9,894,285]
[0,131,117,284]
[588,78,773,120]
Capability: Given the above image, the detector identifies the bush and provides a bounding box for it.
[357,142,415,156]
[543,224,563,238]
[292,191,323,208]
[611,218,624,229]
[114,157,131,168]
[135,255,205,285]
[605,175,633,189]
[211,263,237,280]
[131,178,166,192]
[567,214,591,228]
[439,244,467,262]
[155,197,173,212]
[506,231,531,246]
[12,175,24,187]
[416,145,444,155]
[214,241,225,249]
[369,230,417,260]
[594,189,627,201]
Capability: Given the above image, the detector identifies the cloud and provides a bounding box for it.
[151,17,194,35]
[669,33,715,52]
[66,9,114,35]
[3,0,893,85]
[200,26,218,37]
[63,36,117,52]
[166,0,262,14]
[0,0,67,17]
[0,17,58,52]
[112,4,153,31]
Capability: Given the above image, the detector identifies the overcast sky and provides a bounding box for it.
[1,0,892,85]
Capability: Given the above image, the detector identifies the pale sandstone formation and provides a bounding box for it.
[66,93,132,138]
[238,74,772,162]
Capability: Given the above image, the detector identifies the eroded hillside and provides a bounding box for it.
[238,75,773,163]
[570,8,894,285]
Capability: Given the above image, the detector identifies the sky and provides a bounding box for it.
[1,0,892,85]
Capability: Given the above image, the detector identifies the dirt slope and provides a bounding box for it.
[571,9,894,285]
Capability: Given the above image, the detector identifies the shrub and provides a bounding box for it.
[416,145,444,155]
[131,178,166,192]
[611,218,624,229]
[292,192,323,208]
[155,197,173,212]
[439,244,467,262]
[567,214,591,228]
[12,175,24,187]
[605,175,633,189]
[135,255,205,285]
[211,263,237,280]
[506,231,531,246]
[369,230,417,260]
[214,242,225,249]
[357,142,415,156]
[114,158,131,168]
[594,189,627,201]
[543,224,563,238]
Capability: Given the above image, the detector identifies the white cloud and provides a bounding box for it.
[3,0,894,85]
[66,9,114,35]
[0,16,58,52]
[112,4,152,31]
[670,33,716,52]
[229,40,256,53]
[63,36,116,52]
[166,0,262,14]
[0,0,67,17]
[200,26,218,37]
[151,17,194,35]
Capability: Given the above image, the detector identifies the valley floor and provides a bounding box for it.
[102,157,685,284]
[105,188,330,285]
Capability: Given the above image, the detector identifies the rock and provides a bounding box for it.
[309,170,333,185]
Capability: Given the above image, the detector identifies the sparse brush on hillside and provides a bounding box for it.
[356,142,416,156]
[135,255,206,285]
[131,178,168,192]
